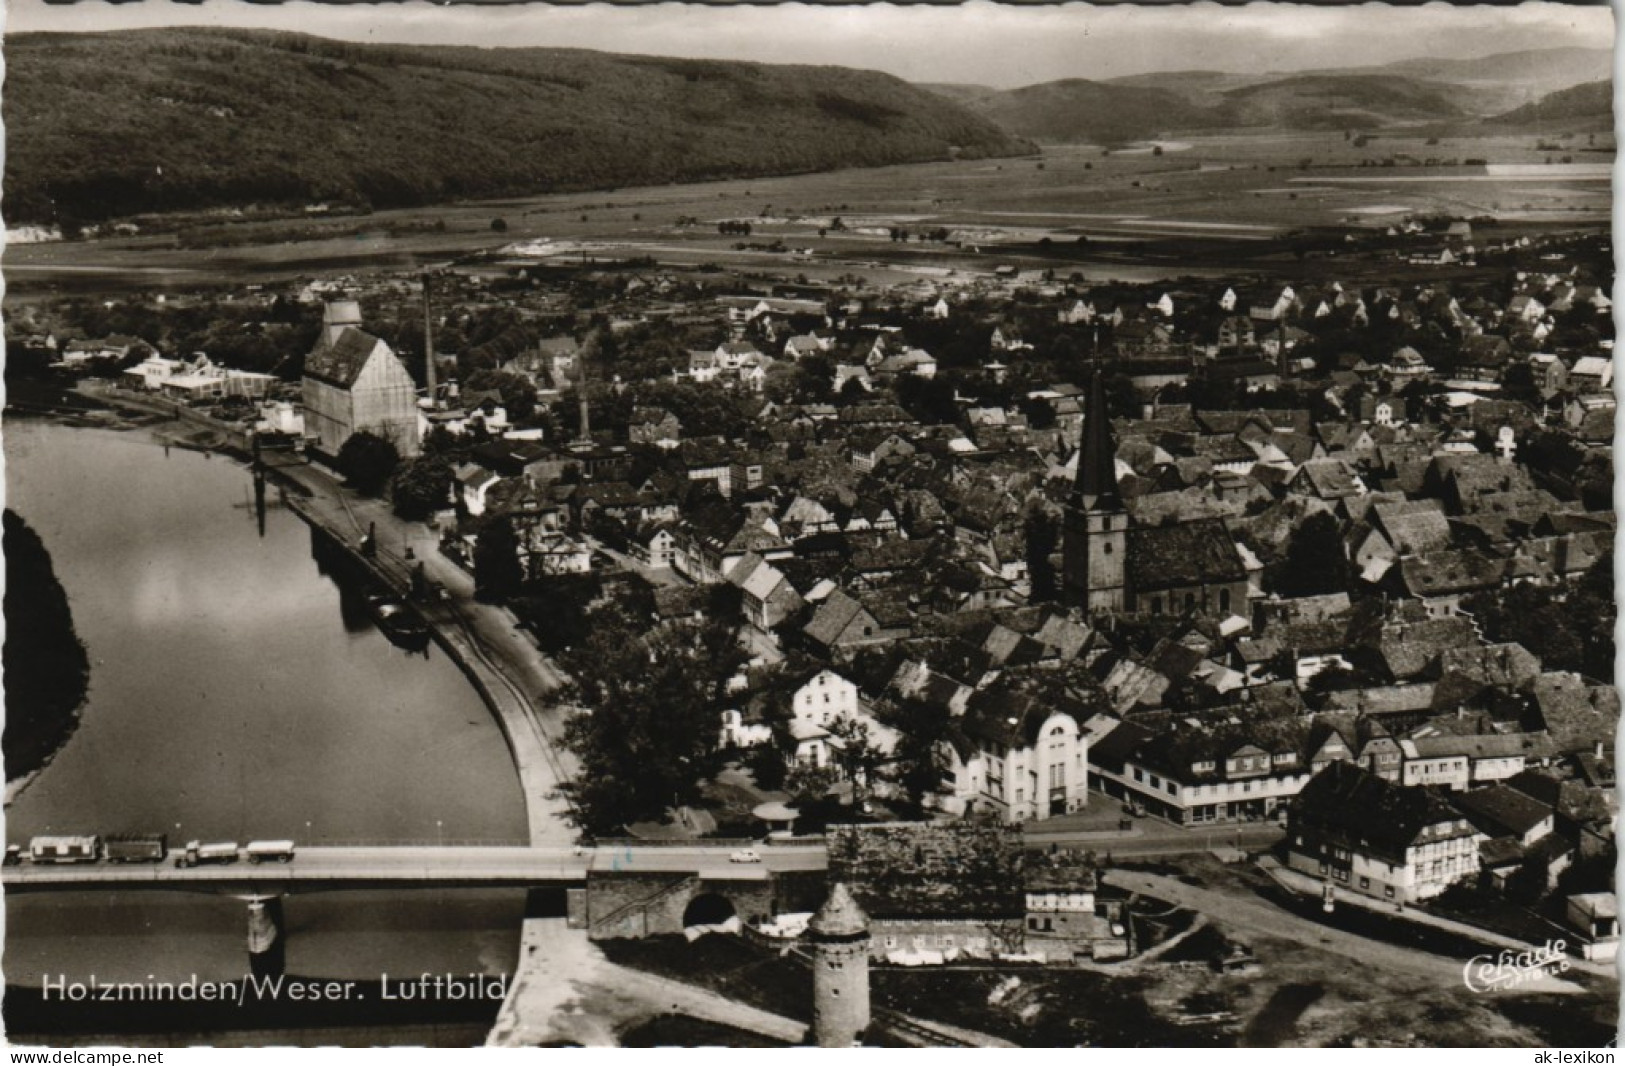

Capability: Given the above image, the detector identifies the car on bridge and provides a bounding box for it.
[729,849,762,864]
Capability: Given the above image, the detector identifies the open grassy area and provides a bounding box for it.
[540,913,1610,1049]
[878,967,1233,1047]
[1104,852,1620,1047]
[8,127,1609,297]
[618,1013,793,1048]
[597,934,813,1025]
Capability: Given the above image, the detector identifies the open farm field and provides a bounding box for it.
[6,128,1611,298]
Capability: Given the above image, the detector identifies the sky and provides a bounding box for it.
[5,0,1616,88]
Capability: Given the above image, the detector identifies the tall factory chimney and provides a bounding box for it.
[421,271,437,409]
[577,330,596,446]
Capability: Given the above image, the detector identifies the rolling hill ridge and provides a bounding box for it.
[1484,79,1614,133]
[4,28,1035,226]
[953,79,1225,144]
[931,72,1470,141]
[939,47,1611,143]
[1215,74,1469,130]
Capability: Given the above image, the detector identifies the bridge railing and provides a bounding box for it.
[589,837,761,849]
[239,838,534,849]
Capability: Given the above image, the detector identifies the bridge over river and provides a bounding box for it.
[5,841,832,973]
[0,844,828,894]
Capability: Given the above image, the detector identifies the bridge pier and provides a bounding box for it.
[247,896,286,979]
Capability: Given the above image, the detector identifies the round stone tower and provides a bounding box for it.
[808,881,870,1048]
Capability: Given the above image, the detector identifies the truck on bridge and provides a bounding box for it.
[105,834,168,864]
[29,836,100,864]
[244,840,297,864]
[176,841,241,868]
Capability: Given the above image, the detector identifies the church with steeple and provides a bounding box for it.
[1061,373,1250,621]
[1062,372,1128,613]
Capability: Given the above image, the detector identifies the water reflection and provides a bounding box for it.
[5,420,525,845]
[3,420,528,1036]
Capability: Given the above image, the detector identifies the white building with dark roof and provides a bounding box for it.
[1287,761,1483,903]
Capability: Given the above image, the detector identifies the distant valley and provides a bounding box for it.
[931,47,1612,144]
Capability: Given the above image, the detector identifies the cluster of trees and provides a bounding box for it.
[1024,509,1060,603]
[556,612,746,836]
[472,516,524,603]
[532,580,1030,833]
[512,572,646,653]
[390,453,454,522]
[733,696,953,821]
[1464,551,1615,681]
[47,295,321,381]
[716,220,754,236]
[1265,512,1353,598]
[3,511,91,782]
[335,431,401,496]
[620,380,755,440]
[769,353,836,406]
[464,369,539,421]
[742,714,894,823]
[893,374,960,425]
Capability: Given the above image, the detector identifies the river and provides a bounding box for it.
[3,418,530,1043]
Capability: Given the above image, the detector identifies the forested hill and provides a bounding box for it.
[3,509,90,784]
[936,72,1473,142]
[956,79,1225,144]
[1485,80,1614,133]
[4,28,1035,226]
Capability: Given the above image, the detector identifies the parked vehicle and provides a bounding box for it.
[5,845,23,866]
[176,841,240,868]
[29,835,100,864]
[105,834,168,864]
[243,840,297,864]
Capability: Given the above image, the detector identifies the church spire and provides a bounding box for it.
[1073,370,1122,512]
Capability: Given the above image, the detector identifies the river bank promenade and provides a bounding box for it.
[64,389,816,1043]
[255,450,821,1046]
[273,459,580,847]
[77,377,577,847]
